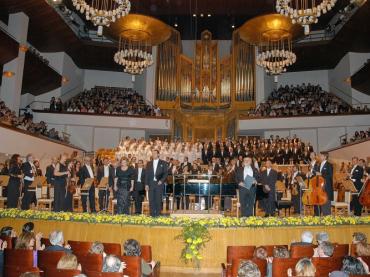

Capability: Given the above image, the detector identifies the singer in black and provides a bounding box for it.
[114,158,134,215]
[7,154,23,208]
[133,160,145,214]
[260,160,278,217]
[79,156,96,213]
[350,156,365,216]
[145,150,168,217]
[53,154,69,212]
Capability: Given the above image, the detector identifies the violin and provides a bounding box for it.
[359,178,370,208]
[302,174,328,206]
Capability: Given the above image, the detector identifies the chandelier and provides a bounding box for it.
[276,0,337,35]
[72,0,131,36]
[114,38,153,75]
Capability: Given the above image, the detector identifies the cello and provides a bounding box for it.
[359,178,370,208]
[302,160,328,207]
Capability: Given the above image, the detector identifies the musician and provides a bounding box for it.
[97,157,115,211]
[34,160,43,176]
[307,152,320,178]
[145,150,168,217]
[114,158,134,215]
[290,164,305,214]
[350,157,364,216]
[260,160,278,217]
[282,147,291,165]
[45,158,57,186]
[133,160,145,214]
[79,156,96,213]
[316,152,333,216]
[210,157,221,174]
[235,156,260,217]
[219,146,229,164]
[7,154,23,208]
[180,157,192,173]
[53,154,70,212]
[21,154,37,210]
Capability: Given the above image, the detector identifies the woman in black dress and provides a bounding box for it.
[7,154,23,208]
[64,160,75,212]
[53,154,70,212]
[114,158,134,215]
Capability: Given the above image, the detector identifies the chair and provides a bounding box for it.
[351,244,358,256]
[36,185,53,211]
[262,245,289,257]
[85,271,124,277]
[44,268,81,277]
[103,242,121,256]
[4,265,40,277]
[230,258,267,277]
[38,250,66,272]
[359,256,370,267]
[142,190,150,215]
[221,246,255,277]
[332,243,349,257]
[41,237,52,247]
[68,240,93,254]
[331,191,351,215]
[75,253,103,272]
[0,235,14,249]
[272,258,301,277]
[141,245,153,263]
[290,244,314,258]
[121,256,142,277]
[4,249,34,268]
[312,257,343,277]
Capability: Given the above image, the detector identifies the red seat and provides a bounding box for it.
[272,257,301,277]
[85,271,124,277]
[262,245,289,257]
[4,265,40,277]
[312,257,343,277]
[103,242,121,256]
[332,244,349,257]
[290,244,314,258]
[74,253,103,272]
[141,245,152,263]
[41,238,52,248]
[68,240,93,254]
[351,243,357,256]
[44,268,81,277]
[221,246,256,277]
[121,256,142,277]
[230,258,267,277]
[38,250,66,272]
[359,256,370,267]
[4,249,34,268]
[0,235,14,249]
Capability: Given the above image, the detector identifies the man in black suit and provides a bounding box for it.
[260,160,278,216]
[180,157,192,173]
[219,146,229,165]
[145,150,168,217]
[133,159,146,214]
[235,156,260,217]
[21,154,36,210]
[79,156,96,213]
[210,157,220,175]
[316,152,333,216]
[96,157,115,211]
[350,156,364,216]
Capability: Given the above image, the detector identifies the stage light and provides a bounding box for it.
[3,71,15,78]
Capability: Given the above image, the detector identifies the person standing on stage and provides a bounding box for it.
[79,156,96,213]
[21,154,36,210]
[45,158,56,187]
[7,154,23,208]
[133,160,145,214]
[260,160,278,217]
[64,160,75,212]
[290,164,305,214]
[53,154,69,212]
[97,157,115,211]
[235,156,260,217]
[350,156,364,216]
[114,158,134,215]
[145,150,168,217]
[316,152,333,216]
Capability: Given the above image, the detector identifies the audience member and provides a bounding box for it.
[342,128,370,145]
[237,260,261,277]
[253,246,268,260]
[313,241,334,257]
[57,253,81,270]
[123,239,155,276]
[353,232,367,244]
[102,254,125,273]
[339,255,368,275]
[89,241,106,256]
[291,231,314,245]
[316,231,330,245]
[45,230,72,253]
[288,258,316,277]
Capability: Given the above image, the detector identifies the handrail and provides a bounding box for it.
[328,83,363,105]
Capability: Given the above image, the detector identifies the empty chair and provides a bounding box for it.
[312,257,343,277]
[74,253,103,272]
[230,258,267,277]
[140,245,152,263]
[85,272,124,277]
[38,250,66,272]
[121,256,142,277]
[4,249,34,268]
[332,244,349,257]
[68,240,93,254]
[44,268,81,277]
[272,257,301,277]
[4,265,40,277]
[103,242,121,256]
[262,245,289,257]
[290,244,314,258]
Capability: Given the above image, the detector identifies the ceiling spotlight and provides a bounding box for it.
[193,14,196,17]
[207,14,211,17]
[200,13,204,17]
[231,24,235,28]
[174,23,178,27]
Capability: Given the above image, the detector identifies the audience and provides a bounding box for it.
[248,83,368,118]
[316,231,330,245]
[102,254,125,273]
[313,241,334,258]
[342,128,370,145]
[45,230,72,253]
[291,231,314,246]
[88,241,106,256]
[237,260,261,277]
[253,246,268,260]
[288,258,316,277]
[353,232,367,244]
[59,86,160,117]
[123,239,155,276]
[56,253,81,271]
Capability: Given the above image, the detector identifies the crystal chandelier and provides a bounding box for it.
[256,33,296,76]
[114,37,154,75]
[72,0,131,36]
[276,0,337,35]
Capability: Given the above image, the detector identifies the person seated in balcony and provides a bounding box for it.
[123,239,155,276]
[102,255,125,273]
[237,260,261,277]
[313,241,334,258]
[49,97,57,112]
[57,253,81,271]
[45,230,72,253]
[291,231,314,246]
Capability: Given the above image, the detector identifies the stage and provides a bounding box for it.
[1,210,370,273]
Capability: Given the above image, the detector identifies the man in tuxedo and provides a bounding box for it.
[79,156,96,213]
[180,157,192,173]
[96,157,115,211]
[21,154,37,210]
[316,152,333,216]
[219,146,229,165]
[133,160,145,214]
[350,156,364,216]
[145,150,168,217]
[260,160,278,217]
[235,156,260,217]
[210,157,220,175]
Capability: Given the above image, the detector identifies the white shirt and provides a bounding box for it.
[267,168,271,176]
[24,162,35,181]
[137,167,143,182]
[320,160,327,172]
[153,159,159,181]
[350,164,358,181]
[86,165,94,178]
[103,165,109,177]
[291,171,298,184]
[243,166,253,180]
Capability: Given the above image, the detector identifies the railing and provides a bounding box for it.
[328,83,368,106]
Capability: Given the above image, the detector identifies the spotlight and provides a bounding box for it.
[200,13,204,17]
[174,23,178,27]
[208,14,211,17]
[231,24,235,28]
[193,14,196,17]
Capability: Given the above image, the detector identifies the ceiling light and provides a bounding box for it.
[208,14,211,17]
[174,23,178,27]
[3,71,15,78]
[193,14,196,17]
[231,24,235,28]
[200,13,204,17]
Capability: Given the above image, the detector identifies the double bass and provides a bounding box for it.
[302,174,328,206]
[359,178,370,208]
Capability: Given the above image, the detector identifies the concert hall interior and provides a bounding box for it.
[0,0,370,276]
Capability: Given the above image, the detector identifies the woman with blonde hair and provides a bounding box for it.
[15,232,36,250]
[57,253,81,271]
[288,258,316,277]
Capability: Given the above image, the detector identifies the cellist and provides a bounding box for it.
[350,157,364,216]
[315,152,333,216]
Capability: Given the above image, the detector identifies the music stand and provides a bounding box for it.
[81,178,94,212]
[98,177,110,213]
